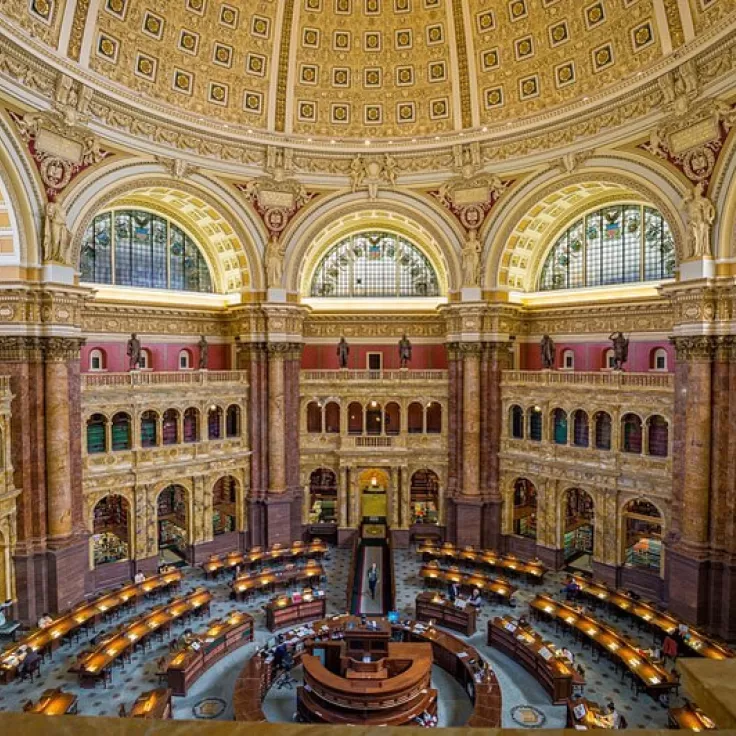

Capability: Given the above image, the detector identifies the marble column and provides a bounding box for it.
[461,344,482,497]
[267,344,288,494]
[667,336,714,625]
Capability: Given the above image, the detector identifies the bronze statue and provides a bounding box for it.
[337,336,349,369]
[398,333,412,368]
[609,331,629,370]
[540,334,555,370]
[198,335,209,370]
[126,333,141,371]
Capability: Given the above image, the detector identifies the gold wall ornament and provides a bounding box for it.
[8,109,111,202]
[683,181,716,259]
[431,171,510,232]
[349,154,399,200]
[670,335,718,361]
[42,201,71,265]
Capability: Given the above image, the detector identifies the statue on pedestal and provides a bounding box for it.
[127,333,141,371]
[683,181,716,258]
[540,334,555,369]
[609,331,629,371]
[461,228,481,287]
[337,336,349,369]
[198,335,209,370]
[398,333,412,368]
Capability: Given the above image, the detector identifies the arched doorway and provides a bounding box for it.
[308,468,338,524]
[157,484,189,565]
[563,488,595,565]
[212,476,238,536]
[410,470,439,525]
[513,479,537,540]
[623,499,663,573]
[358,469,389,522]
[92,495,130,567]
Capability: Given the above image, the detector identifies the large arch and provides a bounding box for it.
[62,161,266,292]
[482,159,687,292]
[713,126,736,262]
[281,190,464,297]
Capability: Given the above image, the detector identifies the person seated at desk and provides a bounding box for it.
[468,588,482,608]
[133,571,145,585]
[37,613,53,629]
[176,629,194,649]
[273,641,288,669]
[18,646,41,678]
[518,613,529,627]
[560,647,575,665]
[448,581,461,602]
[606,701,625,729]
[563,579,580,601]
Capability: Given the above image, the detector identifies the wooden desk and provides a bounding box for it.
[73,588,212,687]
[233,614,502,728]
[572,576,734,660]
[297,641,436,725]
[488,616,582,704]
[128,688,173,719]
[0,570,182,683]
[418,542,547,581]
[567,696,615,729]
[265,592,327,632]
[231,562,324,600]
[419,563,517,603]
[415,592,477,636]
[669,703,717,730]
[27,688,78,715]
[203,540,327,577]
[165,611,253,696]
[530,594,676,697]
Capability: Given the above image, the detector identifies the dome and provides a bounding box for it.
[4,0,731,147]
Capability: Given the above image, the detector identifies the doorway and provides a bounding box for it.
[358,468,389,523]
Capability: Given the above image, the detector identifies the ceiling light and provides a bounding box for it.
[482,126,488,132]
[365,139,371,145]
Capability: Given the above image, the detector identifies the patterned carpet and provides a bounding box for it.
[0,544,689,727]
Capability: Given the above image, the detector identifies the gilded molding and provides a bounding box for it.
[670,335,718,361]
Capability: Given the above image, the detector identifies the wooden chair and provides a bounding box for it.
[118,704,127,718]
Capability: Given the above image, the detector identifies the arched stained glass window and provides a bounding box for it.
[80,209,213,293]
[310,232,440,298]
[539,205,675,291]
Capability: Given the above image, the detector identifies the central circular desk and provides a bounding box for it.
[233,614,501,728]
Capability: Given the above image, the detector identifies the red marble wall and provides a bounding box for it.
[80,342,230,372]
[301,343,447,370]
[518,340,674,372]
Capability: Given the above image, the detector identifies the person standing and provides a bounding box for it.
[367,563,379,600]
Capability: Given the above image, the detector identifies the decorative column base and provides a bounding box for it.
[290,488,305,543]
[450,496,483,548]
[591,561,619,589]
[534,544,565,571]
[707,557,736,640]
[666,546,710,625]
[248,498,267,549]
[390,529,410,549]
[337,527,358,548]
[46,535,88,614]
[12,549,49,625]
[264,492,296,546]
[503,534,536,559]
[481,499,503,550]
[189,532,241,564]
[133,555,160,578]
[86,559,133,593]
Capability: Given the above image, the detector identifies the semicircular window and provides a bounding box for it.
[310,232,440,298]
[539,204,675,291]
[80,209,213,293]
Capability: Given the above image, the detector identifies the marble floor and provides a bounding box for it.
[0,544,691,728]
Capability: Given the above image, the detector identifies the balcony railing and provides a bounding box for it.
[501,370,673,390]
[353,436,394,448]
[82,370,248,389]
[301,370,448,382]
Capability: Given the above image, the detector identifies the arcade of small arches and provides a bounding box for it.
[506,405,670,457]
[85,404,243,453]
[304,399,443,436]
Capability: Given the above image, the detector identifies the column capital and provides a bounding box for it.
[267,341,303,360]
[41,336,86,362]
[0,336,44,362]
[670,335,719,361]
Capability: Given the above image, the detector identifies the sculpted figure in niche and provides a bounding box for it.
[350,156,366,192]
[265,234,284,287]
[462,228,482,287]
[609,331,629,371]
[127,333,142,371]
[198,335,209,370]
[540,334,556,370]
[683,181,716,258]
[398,333,412,368]
[43,202,71,264]
[337,336,349,369]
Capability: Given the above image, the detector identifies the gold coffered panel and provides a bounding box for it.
[468,0,663,126]
[288,0,457,137]
[89,0,279,128]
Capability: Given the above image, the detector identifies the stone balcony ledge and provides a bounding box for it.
[502,370,673,391]
[81,370,249,390]
[301,369,448,382]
